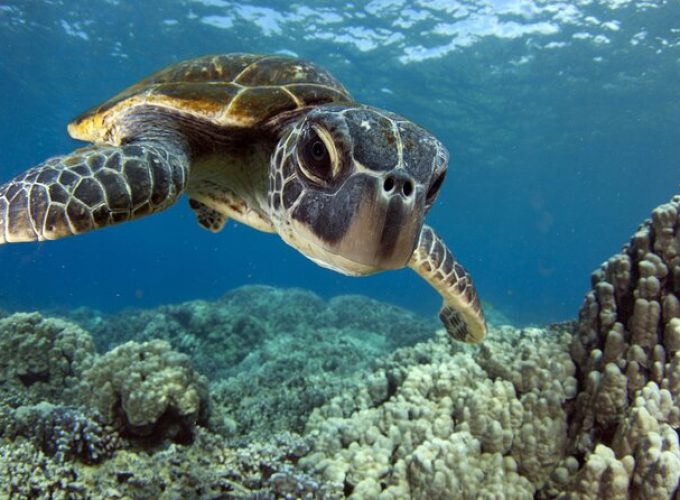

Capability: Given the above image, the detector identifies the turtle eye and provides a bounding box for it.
[426,171,445,204]
[299,127,334,184]
[311,140,326,162]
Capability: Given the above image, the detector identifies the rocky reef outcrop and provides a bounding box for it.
[569,194,680,498]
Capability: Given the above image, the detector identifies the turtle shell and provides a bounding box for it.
[68,54,353,144]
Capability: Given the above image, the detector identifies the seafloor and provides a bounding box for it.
[1,195,679,499]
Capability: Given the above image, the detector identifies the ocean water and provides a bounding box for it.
[0,0,678,326]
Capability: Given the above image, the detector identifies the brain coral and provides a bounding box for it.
[570,194,680,498]
[82,340,209,442]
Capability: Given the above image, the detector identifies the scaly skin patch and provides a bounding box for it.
[0,142,187,243]
[409,225,487,343]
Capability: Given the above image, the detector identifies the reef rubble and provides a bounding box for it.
[0,195,677,498]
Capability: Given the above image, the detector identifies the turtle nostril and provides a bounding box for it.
[383,176,414,198]
[383,177,395,193]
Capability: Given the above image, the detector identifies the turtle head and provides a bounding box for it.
[268,104,448,276]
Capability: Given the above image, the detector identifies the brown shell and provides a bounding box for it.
[68,54,353,144]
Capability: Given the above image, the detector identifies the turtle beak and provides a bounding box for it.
[335,172,424,270]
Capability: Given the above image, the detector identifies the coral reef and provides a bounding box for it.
[0,195,679,498]
[301,326,576,498]
[0,402,122,464]
[66,286,437,381]
[64,287,439,442]
[0,429,335,499]
[0,313,94,406]
[209,327,382,442]
[570,194,680,498]
[0,311,329,497]
[82,340,210,442]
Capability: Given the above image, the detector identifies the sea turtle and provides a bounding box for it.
[0,54,486,342]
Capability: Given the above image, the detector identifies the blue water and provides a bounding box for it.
[0,0,677,325]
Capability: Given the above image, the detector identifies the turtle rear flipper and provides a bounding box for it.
[409,225,487,343]
[188,198,227,232]
[0,142,188,243]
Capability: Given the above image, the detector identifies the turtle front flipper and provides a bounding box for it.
[0,142,188,244]
[409,225,487,343]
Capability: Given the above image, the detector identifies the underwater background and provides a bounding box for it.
[0,1,680,498]
[0,0,677,325]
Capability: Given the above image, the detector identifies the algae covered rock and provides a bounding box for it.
[82,339,209,442]
[0,312,95,406]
